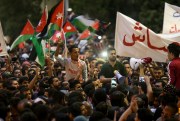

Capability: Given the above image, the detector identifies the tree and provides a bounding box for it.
[69,0,180,36]
[0,0,42,42]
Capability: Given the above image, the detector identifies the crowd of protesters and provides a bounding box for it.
[0,32,179,121]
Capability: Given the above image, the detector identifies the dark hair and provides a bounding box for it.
[32,104,49,121]
[69,79,80,89]
[68,44,79,53]
[167,42,180,57]
[84,83,95,97]
[95,60,105,67]
[68,91,84,106]
[137,108,153,121]
[95,101,108,115]
[110,91,126,107]
[48,76,58,85]
[18,76,29,85]
[69,102,83,117]
[89,111,105,121]
[93,88,107,106]
[107,47,116,54]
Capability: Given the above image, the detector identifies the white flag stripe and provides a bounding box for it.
[0,22,8,56]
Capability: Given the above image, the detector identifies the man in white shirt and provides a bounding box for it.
[55,42,88,83]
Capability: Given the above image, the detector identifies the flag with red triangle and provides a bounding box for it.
[50,30,65,43]
[10,20,34,50]
[50,0,64,29]
[79,20,99,40]
[63,21,77,38]
[36,6,48,33]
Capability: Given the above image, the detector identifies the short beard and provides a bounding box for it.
[109,57,116,62]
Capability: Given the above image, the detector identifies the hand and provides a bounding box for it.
[130,96,138,113]
[144,75,150,84]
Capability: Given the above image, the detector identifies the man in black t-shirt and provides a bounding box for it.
[98,48,127,85]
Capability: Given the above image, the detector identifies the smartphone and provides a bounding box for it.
[111,78,117,88]
[139,76,145,82]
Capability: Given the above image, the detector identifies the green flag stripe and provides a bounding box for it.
[31,37,45,67]
[71,19,88,32]
[10,35,33,50]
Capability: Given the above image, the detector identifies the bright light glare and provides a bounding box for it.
[98,36,102,39]
[101,51,107,57]
[68,8,72,12]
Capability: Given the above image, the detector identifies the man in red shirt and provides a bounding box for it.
[167,42,180,89]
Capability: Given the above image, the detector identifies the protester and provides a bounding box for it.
[167,42,180,89]
[98,47,127,85]
[55,40,88,83]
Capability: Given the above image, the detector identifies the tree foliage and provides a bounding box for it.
[0,0,42,40]
[0,0,180,41]
[70,0,180,37]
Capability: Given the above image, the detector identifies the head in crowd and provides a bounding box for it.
[20,111,37,121]
[12,68,22,78]
[110,91,126,107]
[107,48,116,62]
[19,87,32,100]
[95,60,105,72]
[95,101,108,115]
[48,76,61,90]
[162,103,178,120]
[89,111,105,121]
[68,91,84,106]
[69,79,82,91]
[167,42,180,60]
[154,79,166,89]
[69,102,87,120]
[134,108,153,121]
[123,61,132,77]
[32,104,49,121]
[68,44,80,61]
[92,88,107,107]
[6,77,19,90]
[153,66,164,80]
[18,76,29,87]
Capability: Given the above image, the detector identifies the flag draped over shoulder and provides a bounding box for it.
[115,12,180,62]
[0,22,8,56]
[163,3,180,34]
[10,20,34,50]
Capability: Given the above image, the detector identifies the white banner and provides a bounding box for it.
[0,22,8,56]
[163,2,180,33]
[115,12,180,62]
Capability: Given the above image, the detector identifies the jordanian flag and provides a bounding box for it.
[71,15,96,33]
[36,5,48,33]
[47,0,64,38]
[79,20,99,40]
[50,30,65,43]
[10,20,34,50]
[63,21,77,38]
